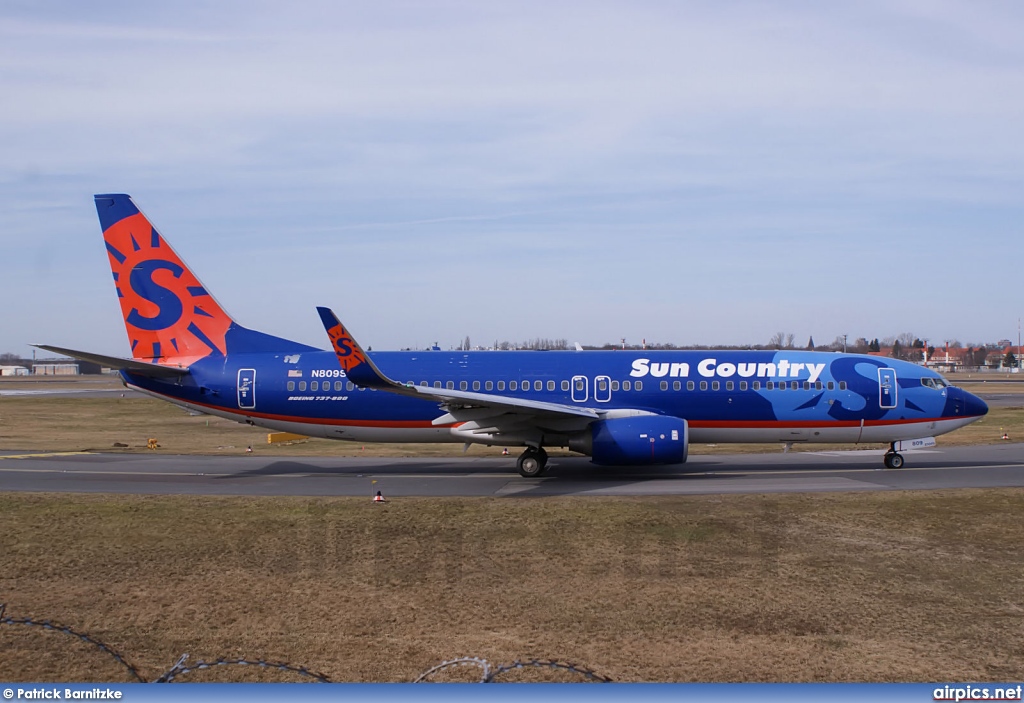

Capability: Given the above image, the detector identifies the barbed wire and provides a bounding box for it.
[1,604,611,683]
[0,603,144,682]
[486,659,613,683]
[153,653,332,683]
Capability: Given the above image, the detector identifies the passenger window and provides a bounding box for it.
[335,381,343,391]
[287,381,295,391]
[299,381,307,391]
[575,379,584,391]
[420,381,427,387]
[561,380,570,391]
[497,381,505,391]
[827,381,834,390]
[673,380,681,391]
[460,381,467,390]
[446,381,454,389]
[712,381,720,391]
[839,381,847,390]
[622,380,631,391]
[547,380,555,391]
[700,381,708,391]
[753,381,760,390]
[791,381,799,390]
[348,382,355,391]
[726,381,734,391]
[766,381,774,390]
[687,381,694,391]
[485,381,493,391]
[815,381,822,390]
[311,381,319,391]
[597,379,607,391]
[434,381,442,388]
[739,381,747,391]
[535,380,543,391]
[635,381,643,391]
[611,380,620,391]
[473,381,480,391]
[510,381,518,391]
[660,380,668,391]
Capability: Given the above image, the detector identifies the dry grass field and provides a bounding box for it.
[2,491,1024,682]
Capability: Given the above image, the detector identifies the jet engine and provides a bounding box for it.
[569,416,689,466]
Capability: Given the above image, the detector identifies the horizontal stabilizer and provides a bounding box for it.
[32,345,190,379]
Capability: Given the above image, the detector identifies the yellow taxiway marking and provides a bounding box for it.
[0,452,95,460]
[0,467,232,477]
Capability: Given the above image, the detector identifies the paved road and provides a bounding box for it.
[1,444,1023,497]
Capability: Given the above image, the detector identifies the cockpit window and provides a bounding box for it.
[921,376,949,389]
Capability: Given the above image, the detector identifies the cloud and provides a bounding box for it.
[0,1,1022,356]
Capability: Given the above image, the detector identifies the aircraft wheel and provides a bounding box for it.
[884,452,905,469]
[536,447,548,469]
[517,449,545,478]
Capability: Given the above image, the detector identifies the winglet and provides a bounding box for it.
[316,307,394,389]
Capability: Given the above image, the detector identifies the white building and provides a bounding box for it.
[0,365,30,376]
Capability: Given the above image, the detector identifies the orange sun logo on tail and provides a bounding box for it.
[104,212,232,365]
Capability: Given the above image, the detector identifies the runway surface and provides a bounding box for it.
[1,443,1023,497]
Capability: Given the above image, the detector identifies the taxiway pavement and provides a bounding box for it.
[1,444,1023,497]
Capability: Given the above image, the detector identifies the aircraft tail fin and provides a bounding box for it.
[95,194,315,365]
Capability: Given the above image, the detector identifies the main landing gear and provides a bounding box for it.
[517,447,549,478]
[883,445,905,469]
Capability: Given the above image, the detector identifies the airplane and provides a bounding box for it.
[37,194,990,477]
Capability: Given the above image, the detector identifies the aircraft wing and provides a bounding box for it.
[315,307,600,426]
[31,345,191,379]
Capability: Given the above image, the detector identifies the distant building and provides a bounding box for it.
[32,362,79,376]
[0,365,30,376]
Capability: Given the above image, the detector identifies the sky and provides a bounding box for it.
[1,1,1023,358]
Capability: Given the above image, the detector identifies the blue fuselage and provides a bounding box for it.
[122,348,988,447]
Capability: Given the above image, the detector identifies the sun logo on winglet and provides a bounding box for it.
[104,213,232,365]
[326,322,368,372]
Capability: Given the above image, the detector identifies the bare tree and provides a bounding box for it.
[897,332,917,348]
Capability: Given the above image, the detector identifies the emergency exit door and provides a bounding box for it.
[878,368,897,409]
[238,369,256,409]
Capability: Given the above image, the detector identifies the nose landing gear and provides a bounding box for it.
[517,447,549,477]
[883,445,905,469]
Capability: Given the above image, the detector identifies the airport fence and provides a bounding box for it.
[0,604,611,683]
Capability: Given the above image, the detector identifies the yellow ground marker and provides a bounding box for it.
[0,452,95,460]
[267,432,308,444]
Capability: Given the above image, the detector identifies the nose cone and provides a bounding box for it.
[949,386,988,418]
[963,388,989,418]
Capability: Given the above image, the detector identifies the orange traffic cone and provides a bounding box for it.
[373,490,386,503]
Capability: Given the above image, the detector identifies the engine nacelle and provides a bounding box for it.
[571,416,689,466]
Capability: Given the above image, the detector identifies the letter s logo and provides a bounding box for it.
[126,260,184,331]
